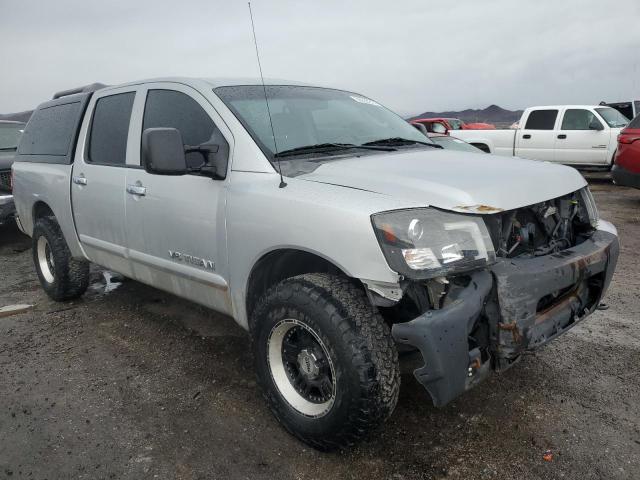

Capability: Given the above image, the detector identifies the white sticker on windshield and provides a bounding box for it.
[350,95,381,107]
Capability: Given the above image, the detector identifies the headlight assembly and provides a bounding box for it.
[371,208,496,279]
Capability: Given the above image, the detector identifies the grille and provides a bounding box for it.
[484,188,596,259]
[0,170,10,192]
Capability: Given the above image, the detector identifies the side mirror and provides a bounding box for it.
[589,120,604,131]
[141,128,188,175]
[431,122,447,135]
[185,129,229,180]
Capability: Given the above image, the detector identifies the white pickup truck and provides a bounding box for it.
[454,105,629,169]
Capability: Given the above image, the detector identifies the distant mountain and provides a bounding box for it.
[409,104,523,127]
[0,111,33,123]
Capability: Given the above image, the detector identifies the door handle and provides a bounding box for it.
[73,175,87,186]
[557,134,567,139]
[522,134,531,139]
[126,184,147,196]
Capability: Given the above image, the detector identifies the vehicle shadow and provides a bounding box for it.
[0,220,30,253]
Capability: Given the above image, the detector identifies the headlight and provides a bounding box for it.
[579,187,599,228]
[371,208,496,279]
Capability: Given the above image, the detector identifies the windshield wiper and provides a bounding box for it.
[362,137,443,148]
[274,143,395,158]
[0,147,17,151]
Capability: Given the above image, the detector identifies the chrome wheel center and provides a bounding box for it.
[297,349,320,378]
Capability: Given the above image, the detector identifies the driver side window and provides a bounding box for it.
[142,89,228,169]
[561,109,601,130]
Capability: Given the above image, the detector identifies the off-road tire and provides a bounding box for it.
[250,273,400,450]
[32,217,90,301]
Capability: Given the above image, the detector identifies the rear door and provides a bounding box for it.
[71,86,138,275]
[554,108,609,166]
[515,109,559,161]
[124,82,233,314]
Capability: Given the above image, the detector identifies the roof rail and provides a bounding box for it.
[52,82,108,99]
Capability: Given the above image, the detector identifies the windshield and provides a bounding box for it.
[595,107,629,128]
[430,135,482,152]
[0,124,25,150]
[446,118,464,130]
[214,85,431,160]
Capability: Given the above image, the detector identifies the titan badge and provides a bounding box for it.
[168,250,215,271]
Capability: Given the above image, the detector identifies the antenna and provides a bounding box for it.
[248,2,287,188]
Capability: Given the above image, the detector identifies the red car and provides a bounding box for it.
[411,117,495,133]
[612,114,640,189]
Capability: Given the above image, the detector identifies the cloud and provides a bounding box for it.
[1,0,639,115]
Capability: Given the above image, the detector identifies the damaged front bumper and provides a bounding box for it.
[392,227,619,407]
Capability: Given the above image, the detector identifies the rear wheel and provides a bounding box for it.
[251,273,400,450]
[32,217,90,301]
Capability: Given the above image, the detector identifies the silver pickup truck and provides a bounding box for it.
[12,78,619,450]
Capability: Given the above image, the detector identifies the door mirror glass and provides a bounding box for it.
[589,119,604,131]
[141,128,188,175]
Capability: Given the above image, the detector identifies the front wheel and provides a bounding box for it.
[32,217,90,301]
[251,273,400,450]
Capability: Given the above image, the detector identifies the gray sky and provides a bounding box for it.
[1,0,639,116]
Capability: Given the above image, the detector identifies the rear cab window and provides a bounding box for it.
[88,92,135,166]
[524,110,558,130]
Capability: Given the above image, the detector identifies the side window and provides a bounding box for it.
[88,92,135,165]
[524,110,558,130]
[142,89,228,169]
[561,109,600,130]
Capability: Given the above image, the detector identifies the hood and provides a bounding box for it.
[296,149,587,213]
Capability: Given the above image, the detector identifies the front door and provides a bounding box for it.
[124,83,233,314]
[554,108,609,166]
[71,87,137,276]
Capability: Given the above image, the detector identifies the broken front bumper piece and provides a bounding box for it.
[392,228,619,407]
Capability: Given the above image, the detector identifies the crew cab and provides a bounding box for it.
[0,120,26,224]
[12,78,619,450]
[453,105,629,168]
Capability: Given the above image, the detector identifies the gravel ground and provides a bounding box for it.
[0,178,639,480]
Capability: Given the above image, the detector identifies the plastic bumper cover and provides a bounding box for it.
[612,164,640,189]
[392,229,619,407]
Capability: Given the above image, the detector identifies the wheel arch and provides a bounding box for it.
[32,200,56,222]
[245,247,355,322]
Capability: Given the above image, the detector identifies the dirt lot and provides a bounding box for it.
[0,178,638,480]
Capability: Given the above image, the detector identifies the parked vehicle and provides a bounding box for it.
[453,105,629,168]
[13,78,619,450]
[602,100,640,121]
[411,117,495,133]
[612,113,640,189]
[0,120,26,225]
[428,133,485,153]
